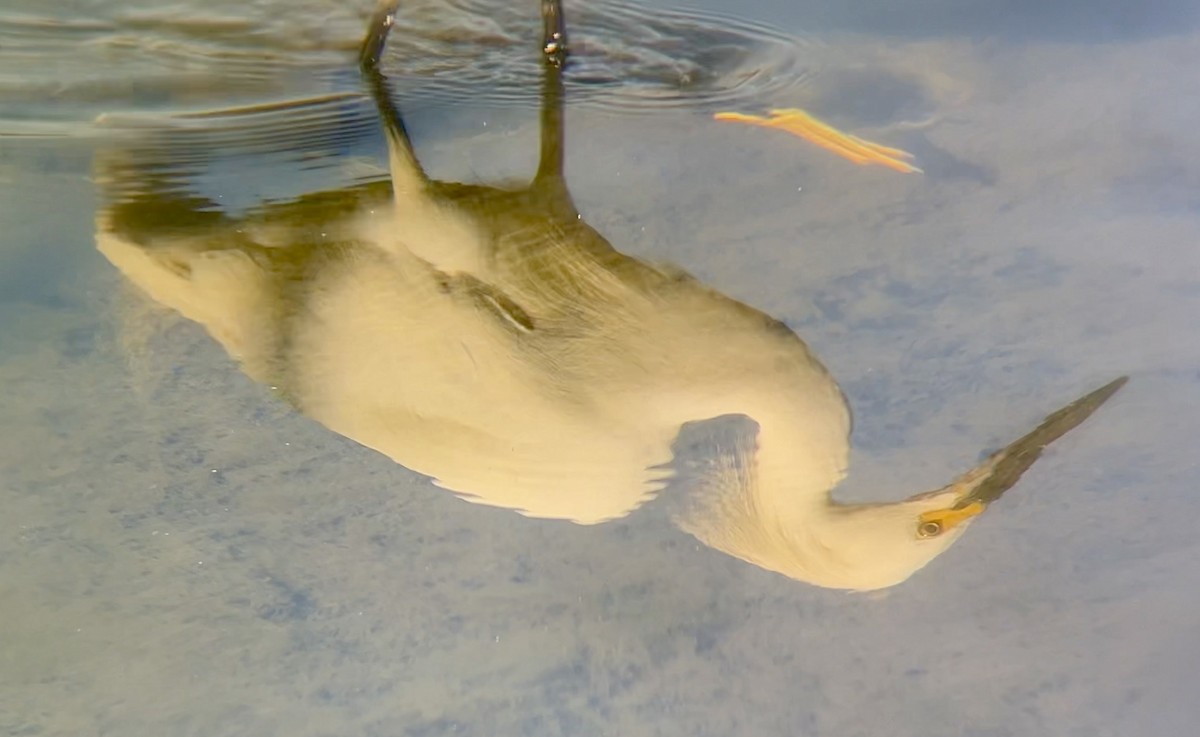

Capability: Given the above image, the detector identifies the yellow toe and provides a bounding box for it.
[714,107,921,174]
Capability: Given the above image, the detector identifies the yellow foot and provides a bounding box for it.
[714,108,922,174]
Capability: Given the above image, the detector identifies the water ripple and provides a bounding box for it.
[0,0,818,136]
[381,0,818,112]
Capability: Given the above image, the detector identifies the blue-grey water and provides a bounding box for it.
[3,1,1198,736]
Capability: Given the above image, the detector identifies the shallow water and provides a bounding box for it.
[3,2,1199,736]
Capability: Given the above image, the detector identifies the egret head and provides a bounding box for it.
[677,377,1127,591]
[674,450,997,592]
[805,484,989,591]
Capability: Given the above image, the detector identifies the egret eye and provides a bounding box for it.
[917,520,943,538]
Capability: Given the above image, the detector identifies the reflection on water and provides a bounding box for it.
[5,0,1200,735]
[95,3,1123,592]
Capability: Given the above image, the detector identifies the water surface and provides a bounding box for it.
[3,1,1198,736]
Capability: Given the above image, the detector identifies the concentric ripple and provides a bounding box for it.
[380,0,818,112]
[0,0,818,137]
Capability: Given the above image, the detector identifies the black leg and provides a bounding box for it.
[359,0,399,71]
[358,1,429,194]
[540,0,568,68]
[534,0,574,212]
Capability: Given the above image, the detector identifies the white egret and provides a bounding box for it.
[94,0,1125,590]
